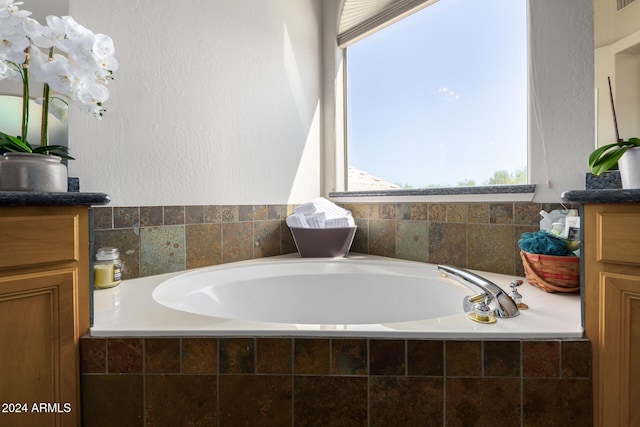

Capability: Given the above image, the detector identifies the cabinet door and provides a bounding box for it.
[600,272,640,427]
[0,268,78,427]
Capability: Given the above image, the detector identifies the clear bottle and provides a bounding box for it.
[94,247,123,289]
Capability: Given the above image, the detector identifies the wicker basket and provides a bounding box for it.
[520,250,580,293]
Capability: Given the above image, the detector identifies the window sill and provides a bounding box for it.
[329,184,536,203]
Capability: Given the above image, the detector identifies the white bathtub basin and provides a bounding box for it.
[91,254,583,338]
[152,259,471,325]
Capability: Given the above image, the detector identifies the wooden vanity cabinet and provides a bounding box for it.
[583,203,640,427]
[0,205,90,427]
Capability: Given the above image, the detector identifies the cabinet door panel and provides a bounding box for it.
[0,269,78,427]
[601,272,640,427]
[597,213,640,266]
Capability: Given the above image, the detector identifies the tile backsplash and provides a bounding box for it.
[92,201,575,280]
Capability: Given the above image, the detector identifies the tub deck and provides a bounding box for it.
[91,254,583,339]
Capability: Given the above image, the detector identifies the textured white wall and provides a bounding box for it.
[64,0,592,205]
[527,0,594,202]
[68,0,322,206]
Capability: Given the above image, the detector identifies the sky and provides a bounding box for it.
[346,0,527,188]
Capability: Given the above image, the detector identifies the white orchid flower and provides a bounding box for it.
[1,4,116,149]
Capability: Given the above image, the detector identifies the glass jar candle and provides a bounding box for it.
[94,247,123,289]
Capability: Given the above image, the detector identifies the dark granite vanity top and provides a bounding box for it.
[0,191,110,207]
[561,189,640,204]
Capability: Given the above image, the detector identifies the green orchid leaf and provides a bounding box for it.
[588,143,618,169]
[32,145,75,160]
[590,145,632,175]
[0,131,33,153]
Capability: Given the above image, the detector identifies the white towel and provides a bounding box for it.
[288,197,353,229]
[285,213,309,228]
[325,216,355,228]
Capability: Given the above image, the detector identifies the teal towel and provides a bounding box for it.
[518,230,571,256]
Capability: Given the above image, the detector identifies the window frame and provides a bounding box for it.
[325,0,593,204]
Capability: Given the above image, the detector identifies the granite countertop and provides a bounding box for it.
[0,191,110,207]
[561,189,640,204]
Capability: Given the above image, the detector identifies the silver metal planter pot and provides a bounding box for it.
[0,152,68,192]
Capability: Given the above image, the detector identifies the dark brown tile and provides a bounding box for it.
[370,377,443,427]
[182,338,217,374]
[446,377,520,425]
[145,338,180,373]
[220,338,255,374]
[523,341,560,378]
[294,339,330,375]
[185,205,204,224]
[164,205,185,225]
[80,338,106,373]
[114,207,139,228]
[140,206,163,227]
[93,206,113,230]
[222,222,253,263]
[146,375,217,427]
[407,340,443,376]
[484,341,521,377]
[219,375,291,427]
[332,339,367,375]
[523,378,592,426]
[186,223,222,269]
[370,340,405,375]
[257,338,292,374]
[107,338,143,373]
[294,376,367,427]
[81,374,143,427]
[446,341,482,377]
[561,340,591,378]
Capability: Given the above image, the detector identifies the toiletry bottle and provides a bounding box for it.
[94,247,123,289]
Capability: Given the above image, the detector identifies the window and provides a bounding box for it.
[345,0,527,191]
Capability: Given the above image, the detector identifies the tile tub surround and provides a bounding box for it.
[92,201,576,280]
[80,336,592,426]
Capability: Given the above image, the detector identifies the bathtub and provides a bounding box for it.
[90,254,583,338]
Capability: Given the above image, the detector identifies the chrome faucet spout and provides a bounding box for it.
[437,264,519,318]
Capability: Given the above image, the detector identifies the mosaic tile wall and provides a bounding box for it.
[80,336,592,426]
[92,201,576,280]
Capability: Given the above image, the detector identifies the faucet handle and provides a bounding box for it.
[509,280,528,310]
[467,300,497,324]
[463,293,487,313]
